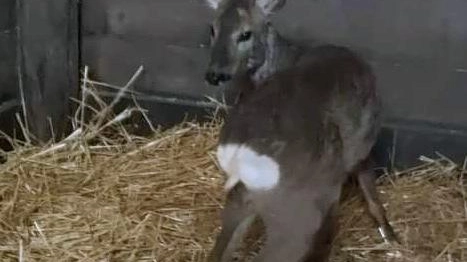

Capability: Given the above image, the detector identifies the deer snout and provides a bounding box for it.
[205,71,232,86]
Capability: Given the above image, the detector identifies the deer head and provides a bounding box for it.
[204,0,286,86]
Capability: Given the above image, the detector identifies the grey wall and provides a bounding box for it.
[0,0,20,151]
[273,0,467,127]
[82,0,467,128]
[0,0,79,145]
[0,0,17,99]
[16,0,79,142]
[82,0,214,98]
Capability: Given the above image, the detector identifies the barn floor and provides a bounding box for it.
[0,118,466,262]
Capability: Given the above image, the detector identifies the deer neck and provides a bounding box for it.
[252,26,302,84]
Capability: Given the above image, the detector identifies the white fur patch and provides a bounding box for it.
[216,143,280,191]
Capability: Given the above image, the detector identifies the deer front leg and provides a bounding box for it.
[357,162,399,244]
[209,183,255,262]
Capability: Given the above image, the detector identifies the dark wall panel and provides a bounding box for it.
[0,0,79,146]
[272,0,467,127]
[17,0,79,142]
[0,0,21,152]
[83,36,212,96]
[82,0,214,98]
[0,0,18,99]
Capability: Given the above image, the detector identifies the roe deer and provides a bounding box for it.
[204,0,398,261]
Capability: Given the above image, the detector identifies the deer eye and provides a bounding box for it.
[238,31,252,42]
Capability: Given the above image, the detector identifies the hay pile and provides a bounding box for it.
[0,120,223,261]
[0,68,466,261]
[334,156,467,262]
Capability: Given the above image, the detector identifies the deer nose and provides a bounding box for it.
[205,71,232,86]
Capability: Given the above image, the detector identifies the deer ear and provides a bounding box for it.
[205,0,223,10]
[256,0,286,14]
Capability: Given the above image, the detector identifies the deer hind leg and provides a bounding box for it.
[301,202,339,262]
[357,160,399,244]
[252,202,339,262]
[208,183,255,262]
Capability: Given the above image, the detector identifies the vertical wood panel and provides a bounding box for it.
[0,0,20,152]
[17,0,79,142]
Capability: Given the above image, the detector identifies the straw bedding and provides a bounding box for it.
[0,120,224,261]
[1,119,466,261]
[0,70,466,261]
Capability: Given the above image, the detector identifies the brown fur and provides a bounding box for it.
[210,46,381,262]
[205,1,398,261]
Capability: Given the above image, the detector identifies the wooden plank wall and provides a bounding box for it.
[16,0,79,143]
